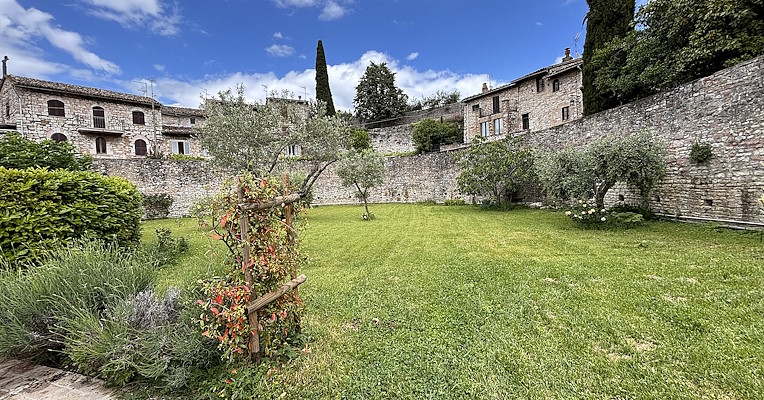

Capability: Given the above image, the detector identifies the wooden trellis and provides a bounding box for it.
[236,176,306,361]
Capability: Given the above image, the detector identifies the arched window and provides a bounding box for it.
[51,133,67,143]
[93,106,105,128]
[552,79,560,92]
[132,111,145,125]
[96,137,107,154]
[48,100,65,116]
[135,139,147,156]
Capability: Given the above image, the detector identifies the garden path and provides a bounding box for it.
[0,359,113,399]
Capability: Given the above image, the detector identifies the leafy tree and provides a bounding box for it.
[199,86,348,195]
[590,0,764,106]
[335,149,385,219]
[535,145,594,204]
[412,119,462,153]
[353,62,408,123]
[537,131,667,208]
[0,132,91,171]
[457,136,535,204]
[408,90,460,111]
[315,40,336,116]
[582,0,636,115]
[347,127,371,151]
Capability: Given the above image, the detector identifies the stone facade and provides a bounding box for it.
[0,74,206,159]
[462,54,583,144]
[92,55,764,224]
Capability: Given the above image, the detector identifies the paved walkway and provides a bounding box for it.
[0,360,113,400]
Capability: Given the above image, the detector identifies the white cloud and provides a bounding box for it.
[535,22,543,27]
[0,0,120,76]
[272,0,319,7]
[273,31,284,39]
[406,52,419,61]
[79,0,182,36]
[272,0,351,21]
[299,54,307,59]
[137,50,491,111]
[265,44,295,57]
[153,64,165,72]
[319,1,347,21]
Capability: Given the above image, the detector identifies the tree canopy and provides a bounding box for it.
[199,86,348,195]
[582,0,636,115]
[335,148,385,219]
[457,137,535,204]
[353,62,408,123]
[589,0,764,107]
[537,131,667,208]
[315,40,336,116]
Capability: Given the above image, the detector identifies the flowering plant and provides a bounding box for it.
[565,199,608,227]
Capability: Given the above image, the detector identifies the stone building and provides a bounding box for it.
[0,58,206,159]
[462,49,583,143]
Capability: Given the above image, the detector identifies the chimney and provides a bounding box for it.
[2,56,8,77]
[563,48,573,62]
[481,82,488,93]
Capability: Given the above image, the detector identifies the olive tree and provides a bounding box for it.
[198,85,348,195]
[456,136,535,204]
[335,149,385,220]
[537,131,667,208]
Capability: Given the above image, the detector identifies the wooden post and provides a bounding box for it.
[237,180,260,359]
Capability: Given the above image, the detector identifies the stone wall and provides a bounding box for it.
[94,55,763,223]
[369,124,415,154]
[93,159,227,217]
[517,55,764,222]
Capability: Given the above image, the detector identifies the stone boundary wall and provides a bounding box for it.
[519,55,763,222]
[96,56,763,222]
[93,159,228,217]
[369,124,415,154]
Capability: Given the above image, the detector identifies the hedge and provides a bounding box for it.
[0,167,143,266]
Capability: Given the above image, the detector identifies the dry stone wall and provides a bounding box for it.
[95,56,763,223]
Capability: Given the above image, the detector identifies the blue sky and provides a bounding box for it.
[1,0,601,110]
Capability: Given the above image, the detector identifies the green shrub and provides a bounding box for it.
[143,193,173,219]
[689,142,712,164]
[347,127,371,151]
[0,132,91,171]
[149,228,189,267]
[412,118,462,153]
[0,241,157,359]
[0,241,220,393]
[608,211,645,228]
[444,199,466,206]
[609,203,655,220]
[0,167,142,266]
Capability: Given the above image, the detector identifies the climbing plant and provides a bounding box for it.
[197,175,304,361]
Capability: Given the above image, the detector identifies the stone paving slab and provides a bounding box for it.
[0,359,113,400]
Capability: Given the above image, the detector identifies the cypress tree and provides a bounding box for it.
[315,40,336,116]
[582,0,635,115]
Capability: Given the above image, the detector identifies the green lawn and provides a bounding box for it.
[143,204,764,399]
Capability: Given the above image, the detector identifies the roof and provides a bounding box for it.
[162,105,205,117]
[462,57,583,102]
[3,75,161,106]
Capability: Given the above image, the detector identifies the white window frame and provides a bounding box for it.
[171,140,190,155]
[285,144,301,156]
[480,121,489,138]
[494,118,503,135]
